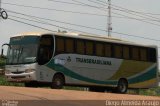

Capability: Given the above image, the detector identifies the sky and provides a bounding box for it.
[0,0,160,67]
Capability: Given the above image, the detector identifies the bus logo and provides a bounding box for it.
[67,56,71,62]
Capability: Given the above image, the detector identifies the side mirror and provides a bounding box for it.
[1,48,3,57]
[1,43,10,59]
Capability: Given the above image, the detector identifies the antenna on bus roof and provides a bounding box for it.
[58,29,67,33]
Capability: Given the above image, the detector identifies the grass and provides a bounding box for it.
[139,87,160,96]
[63,86,87,91]
[0,75,24,87]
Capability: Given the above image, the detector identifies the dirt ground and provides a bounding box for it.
[0,86,160,106]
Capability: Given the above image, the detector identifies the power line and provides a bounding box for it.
[91,0,160,16]
[3,1,160,24]
[9,15,101,35]
[8,18,56,32]
[2,2,108,17]
[85,0,160,22]
[7,10,107,32]
[71,0,107,10]
[48,0,90,7]
[3,1,160,42]
[83,0,160,24]
[69,0,160,26]
[112,31,160,42]
[8,9,160,39]
[8,11,160,42]
[111,12,160,27]
[111,7,160,22]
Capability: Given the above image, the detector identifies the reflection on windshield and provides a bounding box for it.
[6,44,37,64]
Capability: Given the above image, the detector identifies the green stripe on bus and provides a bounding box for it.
[46,59,157,86]
[46,60,117,85]
[128,66,157,84]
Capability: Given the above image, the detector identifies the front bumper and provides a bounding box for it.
[5,71,36,82]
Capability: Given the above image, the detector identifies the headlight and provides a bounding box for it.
[5,70,11,74]
[25,69,35,73]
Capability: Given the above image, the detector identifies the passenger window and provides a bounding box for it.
[140,48,147,61]
[149,48,156,62]
[56,38,64,53]
[66,39,74,53]
[86,41,93,55]
[114,45,122,58]
[105,44,111,57]
[96,43,104,56]
[76,40,85,54]
[132,47,139,60]
[123,46,130,59]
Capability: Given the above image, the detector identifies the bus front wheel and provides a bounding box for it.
[51,74,65,89]
[116,79,128,94]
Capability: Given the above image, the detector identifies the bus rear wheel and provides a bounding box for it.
[116,79,128,94]
[51,74,65,89]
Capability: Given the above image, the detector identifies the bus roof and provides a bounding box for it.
[54,32,157,48]
[11,31,157,48]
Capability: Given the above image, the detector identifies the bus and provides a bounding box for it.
[2,32,159,93]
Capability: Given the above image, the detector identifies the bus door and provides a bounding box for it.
[37,35,54,81]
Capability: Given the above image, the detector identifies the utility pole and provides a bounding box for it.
[0,0,1,20]
[107,0,112,37]
[0,0,1,10]
[0,0,1,9]
[0,0,1,11]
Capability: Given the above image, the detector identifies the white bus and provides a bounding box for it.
[2,32,159,93]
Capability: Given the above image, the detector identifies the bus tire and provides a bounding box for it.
[51,74,65,89]
[116,79,128,94]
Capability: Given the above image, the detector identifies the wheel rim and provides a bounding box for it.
[52,75,64,89]
[118,80,127,93]
[119,82,126,92]
[55,78,62,86]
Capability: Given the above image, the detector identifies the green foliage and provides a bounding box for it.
[64,86,87,91]
[0,75,24,86]
[139,87,160,96]
[0,57,5,68]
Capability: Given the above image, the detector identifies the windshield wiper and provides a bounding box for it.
[17,47,23,63]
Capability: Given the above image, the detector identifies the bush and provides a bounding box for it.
[0,75,24,86]
[139,87,160,96]
[0,57,5,69]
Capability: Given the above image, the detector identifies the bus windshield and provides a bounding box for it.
[6,36,40,65]
[6,44,38,65]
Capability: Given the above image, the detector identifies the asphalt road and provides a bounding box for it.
[0,86,160,106]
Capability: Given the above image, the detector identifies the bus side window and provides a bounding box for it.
[96,43,104,56]
[123,46,130,59]
[66,39,74,53]
[76,40,85,54]
[105,44,111,57]
[140,48,147,61]
[114,45,122,58]
[131,47,139,61]
[148,48,156,62]
[86,41,93,55]
[56,38,64,53]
